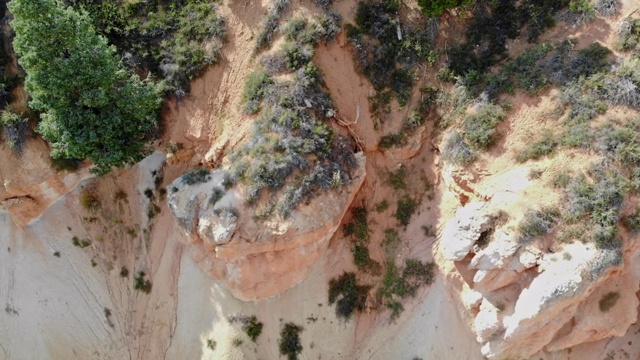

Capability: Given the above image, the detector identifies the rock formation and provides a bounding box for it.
[438,197,640,359]
[167,153,367,300]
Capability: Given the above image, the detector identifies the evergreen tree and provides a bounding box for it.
[9,0,162,174]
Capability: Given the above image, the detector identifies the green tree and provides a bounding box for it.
[418,0,474,15]
[9,0,162,174]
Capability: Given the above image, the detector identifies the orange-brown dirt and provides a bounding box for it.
[1,0,640,359]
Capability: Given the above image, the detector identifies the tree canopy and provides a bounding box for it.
[9,0,162,174]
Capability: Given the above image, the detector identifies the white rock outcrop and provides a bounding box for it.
[438,201,639,360]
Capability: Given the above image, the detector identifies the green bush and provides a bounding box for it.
[418,0,473,16]
[622,209,640,233]
[396,196,416,227]
[343,207,369,241]
[243,70,273,114]
[386,166,407,190]
[378,258,434,319]
[518,207,560,244]
[72,236,91,248]
[279,322,303,360]
[564,168,627,248]
[616,17,640,52]
[379,133,406,149]
[597,120,640,166]
[283,43,315,71]
[328,272,370,320]
[206,339,216,350]
[0,109,29,155]
[387,300,404,320]
[134,271,152,294]
[182,168,211,185]
[255,0,291,52]
[462,103,506,150]
[442,132,475,165]
[375,200,389,213]
[561,123,595,148]
[10,0,163,175]
[552,173,571,188]
[516,131,558,162]
[242,316,263,342]
[402,259,435,287]
[352,243,381,274]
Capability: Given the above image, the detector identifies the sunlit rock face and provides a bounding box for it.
[168,153,366,300]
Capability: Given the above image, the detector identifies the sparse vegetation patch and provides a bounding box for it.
[328,272,370,320]
[279,322,304,360]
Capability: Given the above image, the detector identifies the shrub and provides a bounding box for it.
[206,339,216,350]
[80,190,100,212]
[383,229,401,259]
[622,209,640,233]
[462,103,506,150]
[418,0,473,16]
[231,60,353,218]
[50,156,83,172]
[516,131,558,162]
[404,110,426,131]
[616,18,640,52]
[552,173,571,188]
[134,271,152,294]
[242,316,263,342]
[313,0,334,9]
[147,203,161,219]
[564,168,627,248]
[402,259,435,287]
[518,207,560,244]
[561,123,594,148]
[316,12,342,42]
[283,43,315,71]
[0,109,29,155]
[343,207,369,241]
[442,131,475,165]
[352,243,381,274]
[182,168,211,185]
[210,188,225,206]
[396,196,416,227]
[597,121,640,166]
[232,338,243,347]
[243,70,273,114]
[379,262,411,301]
[254,0,291,52]
[328,272,370,320]
[561,78,608,124]
[375,200,389,213]
[120,266,129,278]
[599,291,620,312]
[72,236,91,248]
[379,133,406,149]
[260,52,287,75]
[566,0,596,24]
[387,300,404,320]
[595,0,619,17]
[279,322,304,360]
[386,166,407,190]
